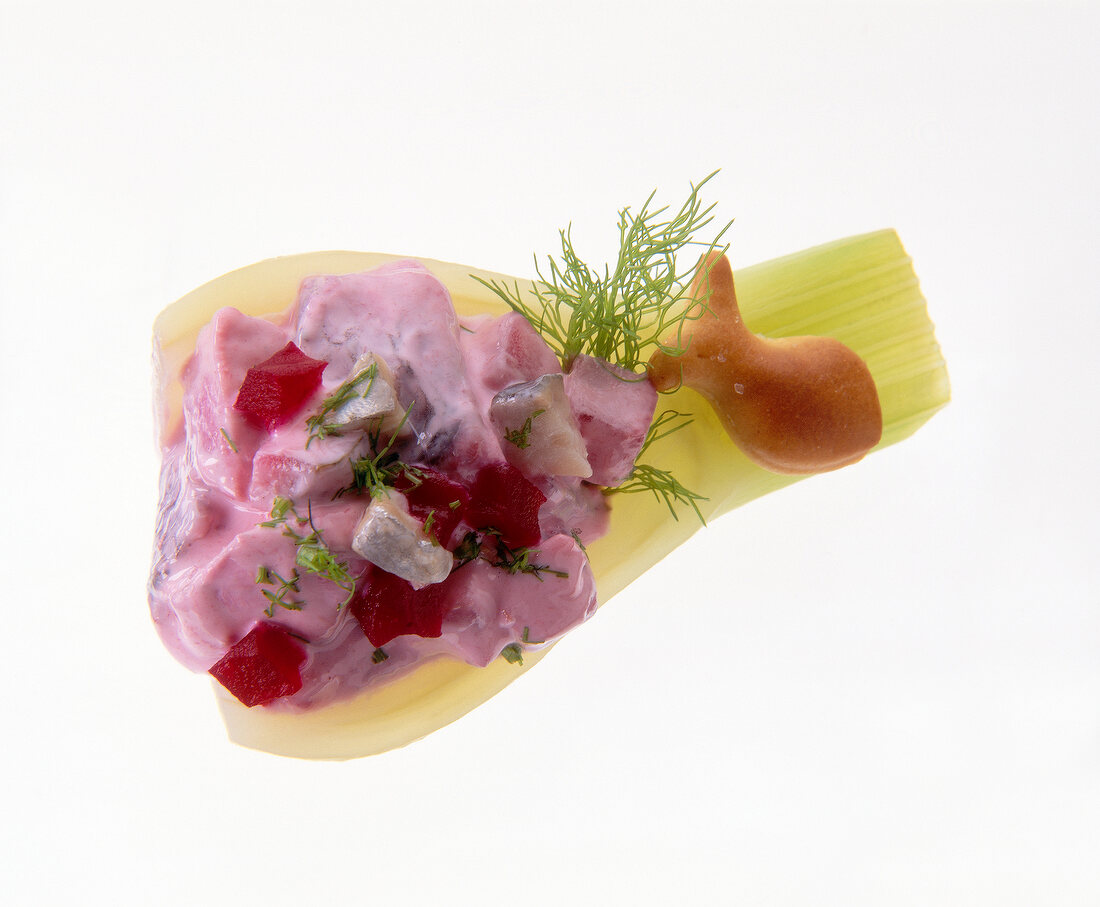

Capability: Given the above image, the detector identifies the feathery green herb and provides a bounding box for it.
[333,402,420,500]
[305,362,378,447]
[491,539,569,580]
[606,410,707,523]
[473,172,731,372]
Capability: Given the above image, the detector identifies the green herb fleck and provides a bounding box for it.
[255,566,304,617]
[257,499,357,611]
[219,427,239,453]
[492,540,569,580]
[569,528,587,554]
[503,408,545,450]
[453,531,482,568]
[500,644,524,665]
[372,647,389,664]
[422,510,439,546]
[305,362,378,447]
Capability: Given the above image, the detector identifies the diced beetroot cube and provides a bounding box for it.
[350,567,454,647]
[393,467,470,547]
[466,463,545,548]
[233,342,327,431]
[209,622,307,708]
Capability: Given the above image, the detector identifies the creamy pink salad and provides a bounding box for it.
[150,260,657,711]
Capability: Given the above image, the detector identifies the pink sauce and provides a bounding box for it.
[150,260,655,711]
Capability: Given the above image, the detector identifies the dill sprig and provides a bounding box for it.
[305,362,378,447]
[637,410,695,459]
[611,463,707,523]
[606,410,707,523]
[474,172,732,372]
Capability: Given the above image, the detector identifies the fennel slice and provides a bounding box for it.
[153,230,948,759]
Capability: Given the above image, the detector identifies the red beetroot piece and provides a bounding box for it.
[393,467,470,547]
[466,463,545,548]
[209,622,307,707]
[351,567,455,648]
[233,342,327,431]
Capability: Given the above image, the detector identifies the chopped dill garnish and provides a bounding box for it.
[503,408,544,449]
[219,427,239,453]
[451,530,567,580]
[491,539,569,580]
[257,499,357,610]
[305,362,378,447]
[372,647,389,664]
[500,643,524,665]
[606,410,707,523]
[422,509,439,546]
[473,172,732,373]
[452,531,482,568]
[569,528,587,554]
[333,401,419,500]
[255,566,304,617]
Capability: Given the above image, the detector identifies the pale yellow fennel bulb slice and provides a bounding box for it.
[152,229,949,759]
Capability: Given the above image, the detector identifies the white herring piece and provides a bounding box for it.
[328,353,400,432]
[351,492,453,588]
[490,373,592,478]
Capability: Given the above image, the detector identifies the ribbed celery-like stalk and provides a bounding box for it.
[584,229,949,605]
[156,229,948,759]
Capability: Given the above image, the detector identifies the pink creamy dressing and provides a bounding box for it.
[150,260,655,711]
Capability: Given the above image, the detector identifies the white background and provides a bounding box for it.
[2,1,1097,904]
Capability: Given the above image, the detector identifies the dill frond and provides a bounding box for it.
[474,172,732,372]
[606,409,707,523]
[608,463,707,524]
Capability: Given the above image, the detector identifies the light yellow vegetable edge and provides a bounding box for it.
[152,230,949,759]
